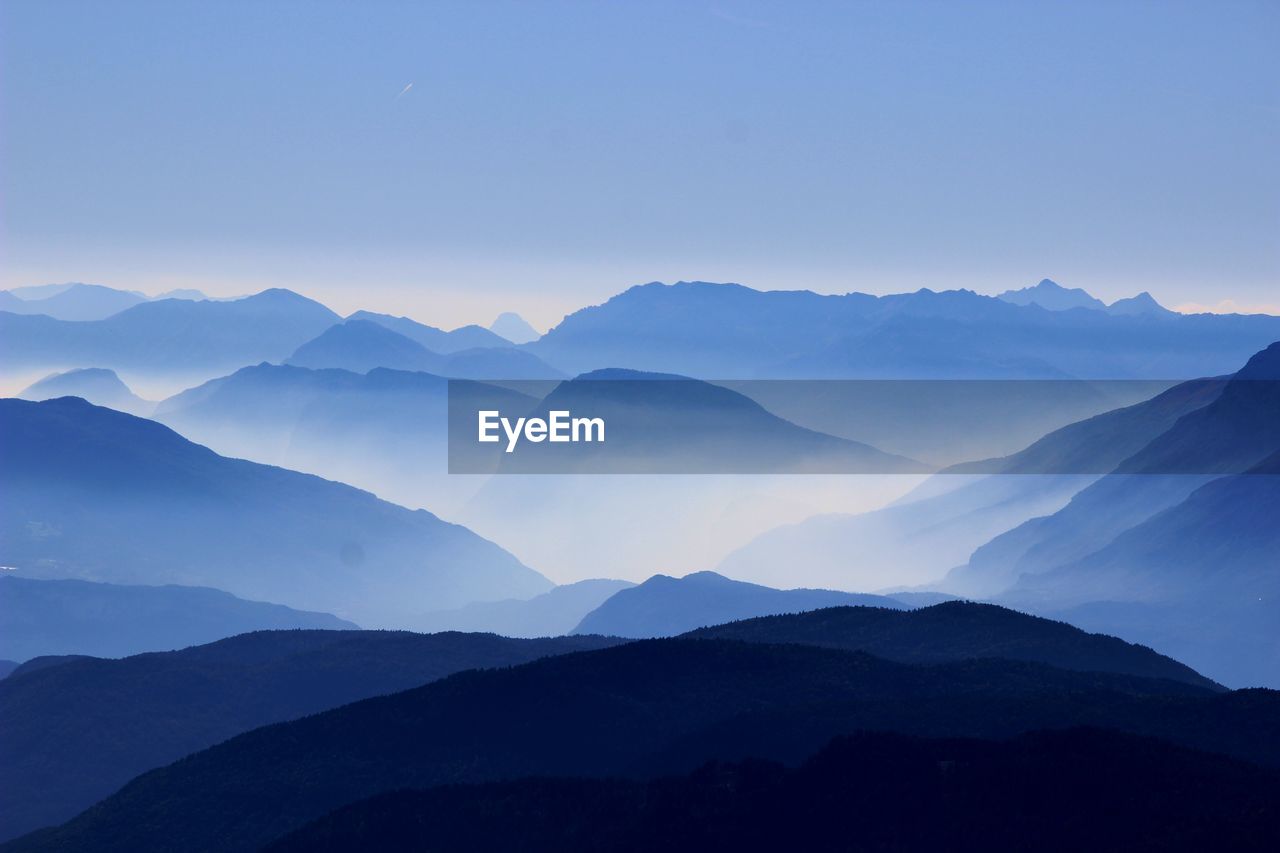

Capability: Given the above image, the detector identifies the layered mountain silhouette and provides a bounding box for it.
[0,576,354,662]
[0,630,622,842]
[527,281,1280,378]
[264,729,1280,853]
[417,579,635,636]
[286,319,561,378]
[0,397,551,625]
[572,571,905,637]
[11,633,1271,853]
[0,288,339,373]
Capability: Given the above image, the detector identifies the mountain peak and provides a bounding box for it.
[489,312,539,344]
[997,279,1107,312]
[1107,291,1171,316]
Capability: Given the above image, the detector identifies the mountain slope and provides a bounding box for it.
[0,397,551,625]
[9,638,1270,853]
[572,572,906,638]
[0,576,354,661]
[0,630,622,841]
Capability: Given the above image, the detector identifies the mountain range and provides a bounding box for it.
[526,281,1280,378]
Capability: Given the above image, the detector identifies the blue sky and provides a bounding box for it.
[2,0,1277,327]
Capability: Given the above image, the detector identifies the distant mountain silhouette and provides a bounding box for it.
[998,278,1109,312]
[417,579,636,636]
[0,661,15,680]
[0,288,340,373]
[288,319,561,378]
[349,310,513,353]
[0,283,147,321]
[0,630,622,842]
[0,397,551,625]
[526,281,1280,378]
[686,602,1218,689]
[265,729,1280,853]
[14,637,1274,853]
[0,576,355,662]
[489,311,540,344]
[573,571,906,637]
[19,367,153,416]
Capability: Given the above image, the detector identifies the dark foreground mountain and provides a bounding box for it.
[0,630,622,842]
[686,602,1218,690]
[572,571,905,637]
[266,728,1280,853]
[0,576,354,661]
[14,637,1277,853]
[0,397,551,625]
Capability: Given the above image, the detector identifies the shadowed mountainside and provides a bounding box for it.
[265,728,1280,853]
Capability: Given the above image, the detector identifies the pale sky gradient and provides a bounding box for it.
[3,0,1277,330]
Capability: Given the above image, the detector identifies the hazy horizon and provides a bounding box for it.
[3,1,1277,329]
